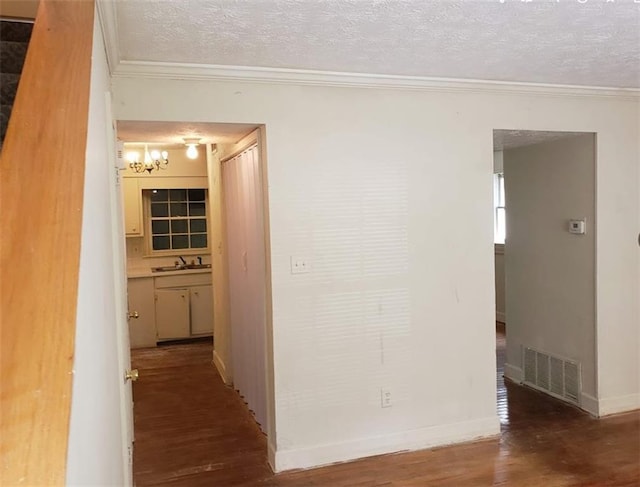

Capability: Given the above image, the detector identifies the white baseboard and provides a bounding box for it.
[580,392,600,416]
[503,363,523,383]
[598,393,640,416]
[213,349,232,385]
[273,415,500,472]
[496,312,505,323]
[268,440,277,473]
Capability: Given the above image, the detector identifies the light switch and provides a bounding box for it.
[290,256,310,274]
[568,219,586,235]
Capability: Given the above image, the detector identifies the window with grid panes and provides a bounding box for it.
[147,189,208,252]
[494,173,506,244]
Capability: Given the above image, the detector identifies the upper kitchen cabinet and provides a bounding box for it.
[123,178,143,236]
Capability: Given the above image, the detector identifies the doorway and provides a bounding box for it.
[492,129,597,418]
[114,121,274,483]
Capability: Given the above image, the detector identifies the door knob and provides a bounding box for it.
[128,311,139,320]
[125,369,139,382]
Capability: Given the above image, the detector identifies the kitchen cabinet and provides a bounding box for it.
[123,178,143,236]
[155,288,190,340]
[127,277,157,348]
[190,285,213,335]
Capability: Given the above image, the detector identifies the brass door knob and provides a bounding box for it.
[125,369,139,382]
[128,311,139,320]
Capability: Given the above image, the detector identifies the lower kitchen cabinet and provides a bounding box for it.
[127,277,157,348]
[128,271,214,345]
[190,285,213,335]
[155,288,191,340]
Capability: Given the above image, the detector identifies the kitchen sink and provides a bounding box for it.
[152,263,211,272]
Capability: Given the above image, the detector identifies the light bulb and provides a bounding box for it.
[144,147,153,166]
[150,150,161,160]
[161,150,169,160]
[186,144,198,159]
[126,151,139,163]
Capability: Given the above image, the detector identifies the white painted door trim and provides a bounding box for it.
[105,91,134,486]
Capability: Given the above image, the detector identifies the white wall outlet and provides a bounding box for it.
[381,388,392,408]
[290,256,310,274]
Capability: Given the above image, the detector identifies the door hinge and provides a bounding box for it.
[128,445,133,465]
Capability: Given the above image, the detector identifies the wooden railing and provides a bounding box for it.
[0,0,95,484]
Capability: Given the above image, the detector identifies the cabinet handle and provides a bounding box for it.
[194,291,199,296]
[128,311,139,320]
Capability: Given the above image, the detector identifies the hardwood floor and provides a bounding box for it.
[131,328,640,486]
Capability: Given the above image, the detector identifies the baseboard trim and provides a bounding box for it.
[267,440,277,473]
[496,311,505,323]
[598,393,640,417]
[273,415,500,472]
[504,363,523,383]
[213,349,232,385]
[580,392,599,416]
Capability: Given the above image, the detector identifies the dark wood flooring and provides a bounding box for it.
[131,327,640,486]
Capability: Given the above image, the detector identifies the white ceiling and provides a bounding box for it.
[113,0,640,89]
[493,129,587,150]
[116,121,258,145]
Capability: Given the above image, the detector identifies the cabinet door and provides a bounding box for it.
[127,278,157,348]
[155,289,190,340]
[123,178,143,236]
[190,285,213,335]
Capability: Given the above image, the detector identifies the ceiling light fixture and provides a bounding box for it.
[127,144,169,173]
[184,138,201,160]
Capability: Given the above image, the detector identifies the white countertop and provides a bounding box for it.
[127,267,212,279]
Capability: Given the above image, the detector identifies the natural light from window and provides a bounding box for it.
[494,173,505,244]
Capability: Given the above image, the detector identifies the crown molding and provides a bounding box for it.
[111,60,640,100]
[96,0,120,75]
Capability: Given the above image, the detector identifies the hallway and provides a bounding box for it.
[131,329,640,486]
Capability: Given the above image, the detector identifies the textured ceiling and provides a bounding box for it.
[115,0,640,88]
[116,121,257,145]
[493,129,587,150]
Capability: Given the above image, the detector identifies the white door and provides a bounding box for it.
[223,145,268,431]
[106,92,134,485]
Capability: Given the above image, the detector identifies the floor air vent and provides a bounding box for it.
[523,347,581,405]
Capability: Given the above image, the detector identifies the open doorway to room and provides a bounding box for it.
[491,129,598,426]
[114,121,273,485]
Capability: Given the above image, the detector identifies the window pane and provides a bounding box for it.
[151,220,169,234]
[171,220,188,233]
[170,202,188,217]
[172,235,189,249]
[496,207,506,244]
[498,174,505,207]
[190,219,207,233]
[153,235,170,250]
[151,203,169,217]
[190,234,207,248]
[150,189,168,202]
[188,189,205,201]
[189,202,206,216]
[169,189,187,201]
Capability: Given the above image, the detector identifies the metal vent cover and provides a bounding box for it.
[523,346,581,405]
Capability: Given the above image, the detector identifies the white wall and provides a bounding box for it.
[503,135,596,407]
[66,13,126,485]
[112,77,639,470]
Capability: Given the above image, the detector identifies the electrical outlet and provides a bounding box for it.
[290,256,310,274]
[381,388,392,408]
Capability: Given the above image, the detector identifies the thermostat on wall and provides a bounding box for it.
[568,219,586,235]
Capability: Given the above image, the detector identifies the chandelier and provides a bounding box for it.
[127,144,169,173]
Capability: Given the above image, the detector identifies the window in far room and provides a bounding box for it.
[145,188,209,253]
[494,173,505,244]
